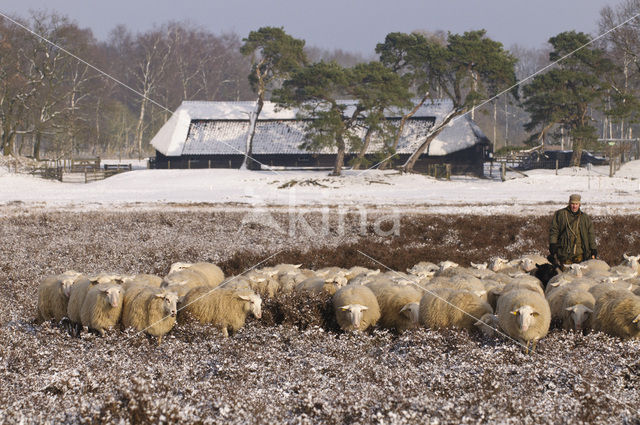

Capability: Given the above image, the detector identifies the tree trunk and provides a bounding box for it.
[331,138,345,176]
[351,126,374,170]
[570,140,583,167]
[379,93,429,170]
[244,96,264,170]
[135,98,147,160]
[401,107,463,173]
[33,131,42,161]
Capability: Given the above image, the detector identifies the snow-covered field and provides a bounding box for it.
[0,160,639,423]
[0,159,639,215]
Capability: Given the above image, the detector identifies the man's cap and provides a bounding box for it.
[569,194,581,203]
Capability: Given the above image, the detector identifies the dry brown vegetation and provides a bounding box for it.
[0,209,639,423]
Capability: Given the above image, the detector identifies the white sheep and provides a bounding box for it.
[428,274,487,300]
[122,287,179,344]
[489,257,509,272]
[559,288,595,331]
[407,262,439,279]
[162,268,209,297]
[179,287,262,337]
[36,270,83,322]
[580,259,610,274]
[622,253,640,272]
[295,276,340,295]
[67,274,121,332]
[122,274,163,291]
[372,285,422,333]
[80,282,124,336]
[589,281,633,302]
[418,287,493,331]
[500,279,544,297]
[592,290,640,339]
[332,285,381,332]
[496,289,551,353]
[474,313,501,338]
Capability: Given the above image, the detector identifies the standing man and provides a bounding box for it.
[549,194,597,265]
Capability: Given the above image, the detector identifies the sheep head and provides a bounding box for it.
[489,257,508,272]
[470,262,488,270]
[520,258,536,273]
[568,264,586,277]
[238,293,262,319]
[565,304,593,331]
[399,302,419,326]
[157,291,179,317]
[338,304,369,330]
[169,262,193,274]
[623,254,640,271]
[511,305,540,332]
[438,261,458,272]
[101,286,122,308]
[474,313,499,338]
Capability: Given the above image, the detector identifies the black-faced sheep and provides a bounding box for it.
[332,285,381,332]
[122,287,179,344]
[80,282,124,336]
[496,289,551,353]
[178,287,262,337]
[36,270,83,322]
[592,290,640,339]
[418,287,493,331]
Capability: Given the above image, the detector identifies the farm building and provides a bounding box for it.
[149,100,492,176]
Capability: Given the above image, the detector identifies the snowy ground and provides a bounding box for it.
[0,159,639,423]
[0,159,639,215]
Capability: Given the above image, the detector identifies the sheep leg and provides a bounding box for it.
[221,326,229,338]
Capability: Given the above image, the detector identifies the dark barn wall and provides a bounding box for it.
[153,152,245,169]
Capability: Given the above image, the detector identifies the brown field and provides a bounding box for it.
[0,209,639,424]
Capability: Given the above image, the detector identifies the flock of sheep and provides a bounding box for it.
[36,253,640,352]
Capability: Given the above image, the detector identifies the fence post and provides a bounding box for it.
[501,163,506,181]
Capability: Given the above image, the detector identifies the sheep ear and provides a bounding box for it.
[339,306,350,311]
[632,314,640,323]
[623,253,630,260]
[473,320,483,326]
[237,295,251,302]
[510,310,518,316]
[565,306,576,312]
[155,293,165,299]
[360,306,369,311]
[399,304,411,313]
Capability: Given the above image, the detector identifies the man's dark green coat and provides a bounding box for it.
[549,207,597,263]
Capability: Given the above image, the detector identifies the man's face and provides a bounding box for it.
[569,202,580,213]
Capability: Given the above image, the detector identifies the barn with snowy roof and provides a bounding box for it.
[149,100,491,176]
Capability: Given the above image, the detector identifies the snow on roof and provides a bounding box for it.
[151,100,488,157]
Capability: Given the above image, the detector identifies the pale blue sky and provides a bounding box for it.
[4,0,623,55]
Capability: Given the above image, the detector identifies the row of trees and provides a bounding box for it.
[0,12,256,160]
[2,2,640,170]
[241,27,518,174]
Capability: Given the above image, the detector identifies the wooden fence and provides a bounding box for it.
[31,158,133,183]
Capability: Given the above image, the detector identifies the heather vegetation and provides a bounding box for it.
[0,210,638,423]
